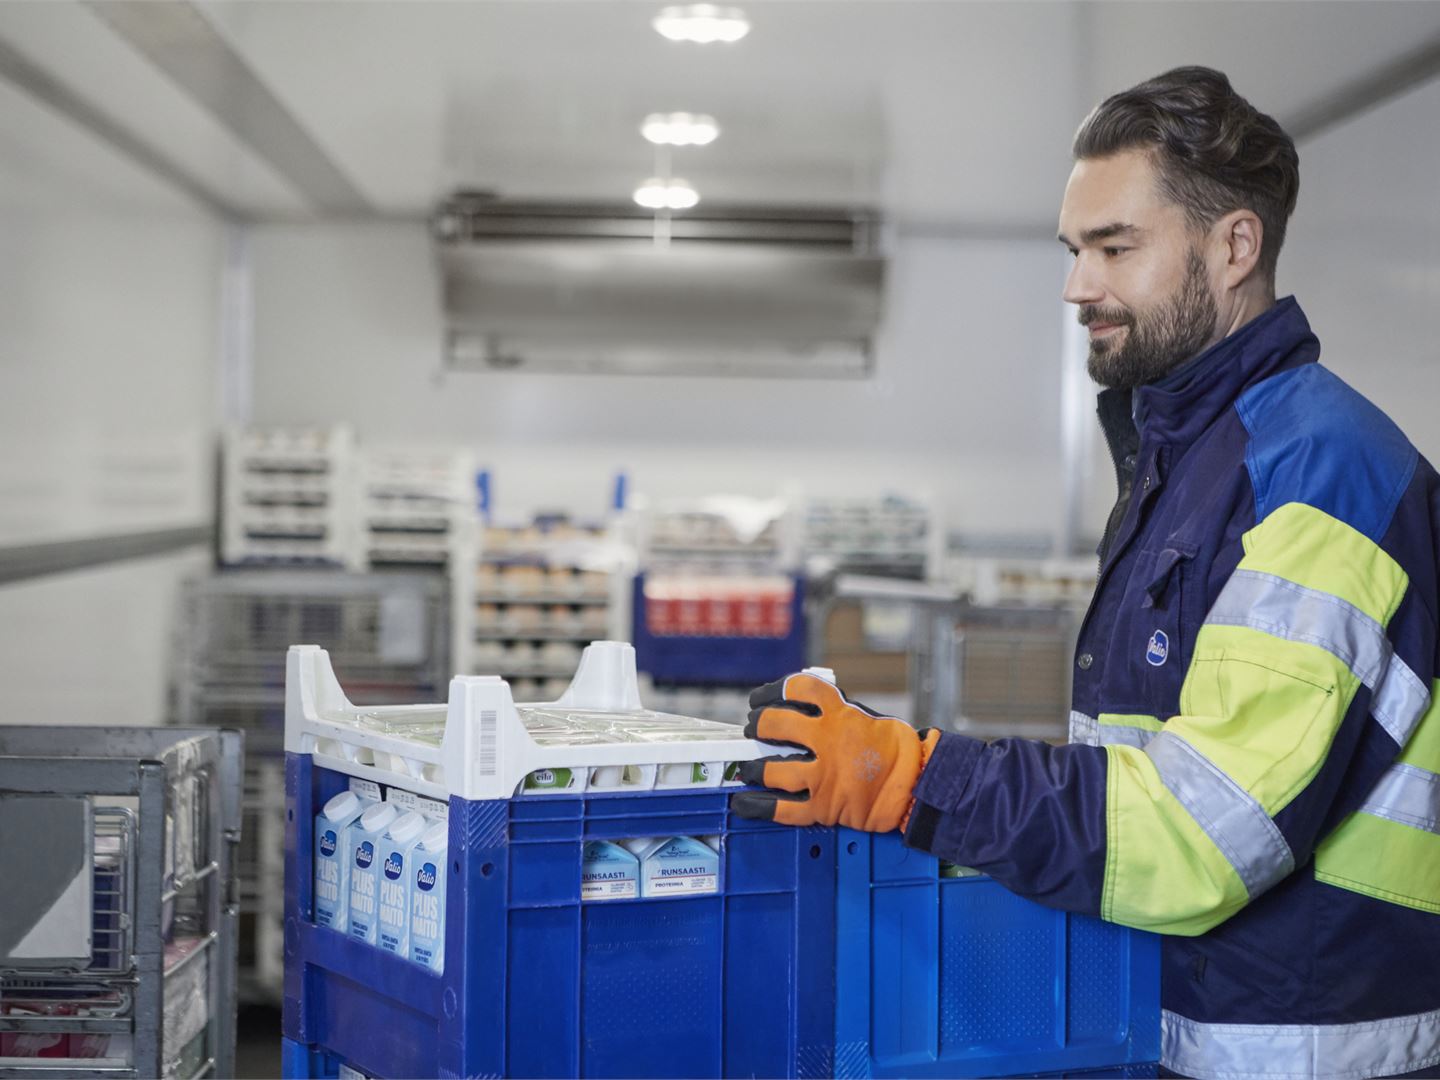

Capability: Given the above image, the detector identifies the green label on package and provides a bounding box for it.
[525,768,573,790]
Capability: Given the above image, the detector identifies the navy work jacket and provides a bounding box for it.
[905,298,1440,1079]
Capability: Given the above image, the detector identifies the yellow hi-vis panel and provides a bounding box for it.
[1240,502,1408,627]
[1316,683,1440,913]
[1098,714,1165,732]
[1174,625,1351,816]
[1100,502,1410,933]
[1103,743,1249,936]
[1316,810,1440,915]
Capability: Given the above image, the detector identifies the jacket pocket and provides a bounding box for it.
[1099,543,1198,713]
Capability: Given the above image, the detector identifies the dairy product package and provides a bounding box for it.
[581,840,640,900]
[348,801,398,944]
[377,811,426,956]
[388,789,450,821]
[588,764,655,790]
[410,820,448,973]
[940,862,982,879]
[656,761,723,788]
[314,791,367,930]
[637,836,720,898]
[524,766,585,794]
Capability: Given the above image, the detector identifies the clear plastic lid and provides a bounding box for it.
[516,705,742,747]
[353,708,448,735]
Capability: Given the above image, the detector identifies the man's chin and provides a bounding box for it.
[1087,351,1138,390]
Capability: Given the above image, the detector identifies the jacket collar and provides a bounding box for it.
[1104,296,1320,450]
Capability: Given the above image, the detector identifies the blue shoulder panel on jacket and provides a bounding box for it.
[1236,365,1418,542]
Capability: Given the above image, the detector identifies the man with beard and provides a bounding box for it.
[734,67,1440,1079]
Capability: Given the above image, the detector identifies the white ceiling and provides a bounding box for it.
[2,0,1439,226]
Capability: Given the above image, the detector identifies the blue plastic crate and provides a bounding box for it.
[834,830,1161,1078]
[631,574,808,685]
[282,754,837,1079]
[282,642,1158,1078]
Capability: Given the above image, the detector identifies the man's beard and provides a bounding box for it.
[1082,248,1219,390]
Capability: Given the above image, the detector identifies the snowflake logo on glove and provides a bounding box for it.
[854,748,883,783]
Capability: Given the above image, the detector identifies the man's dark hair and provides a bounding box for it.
[1073,66,1299,287]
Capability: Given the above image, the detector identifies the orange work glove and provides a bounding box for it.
[730,671,940,832]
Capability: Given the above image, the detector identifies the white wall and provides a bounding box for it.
[1280,78,1440,465]
[0,76,223,725]
[250,223,1071,539]
[246,83,1440,559]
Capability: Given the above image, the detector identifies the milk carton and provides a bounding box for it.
[581,840,640,900]
[348,801,398,944]
[376,811,426,957]
[409,819,448,973]
[638,836,719,898]
[314,791,368,930]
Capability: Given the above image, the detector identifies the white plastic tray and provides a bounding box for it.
[285,640,790,801]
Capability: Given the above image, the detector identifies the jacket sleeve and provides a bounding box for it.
[904,497,1437,937]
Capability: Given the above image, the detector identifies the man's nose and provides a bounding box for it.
[1062,254,1104,306]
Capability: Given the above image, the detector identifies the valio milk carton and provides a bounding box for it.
[409,819,449,973]
[581,840,639,900]
[376,811,426,957]
[348,801,398,944]
[637,836,719,898]
[313,791,367,930]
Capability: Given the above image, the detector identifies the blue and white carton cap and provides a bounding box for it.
[386,810,426,846]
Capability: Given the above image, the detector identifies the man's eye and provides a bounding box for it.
[1067,248,1079,258]
[1104,247,1127,257]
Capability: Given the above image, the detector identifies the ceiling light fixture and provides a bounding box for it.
[652,4,750,44]
[641,112,720,147]
[633,178,700,210]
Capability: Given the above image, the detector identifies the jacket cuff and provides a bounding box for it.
[903,731,986,853]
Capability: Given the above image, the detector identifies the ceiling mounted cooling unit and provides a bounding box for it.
[433,196,886,378]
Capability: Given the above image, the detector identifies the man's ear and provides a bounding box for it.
[1217,209,1264,289]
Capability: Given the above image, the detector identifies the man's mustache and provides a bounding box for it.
[1079,307,1132,328]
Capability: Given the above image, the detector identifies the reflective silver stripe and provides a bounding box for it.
[1097,723,1157,750]
[1163,1006,1440,1080]
[1208,569,1391,683]
[1207,569,1431,749]
[1371,651,1433,749]
[1359,762,1440,834]
[1069,712,1162,750]
[1146,732,1295,899]
[1068,710,1098,746]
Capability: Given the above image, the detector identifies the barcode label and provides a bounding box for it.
[479,709,497,775]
